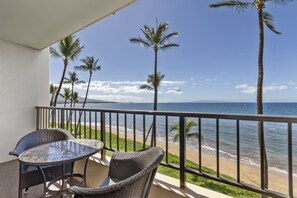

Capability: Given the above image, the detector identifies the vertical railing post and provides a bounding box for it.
[51,109,55,128]
[288,123,293,198]
[61,109,65,129]
[100,112,106,160]
[216,118,220,178]
[259,121,265,190]
[179,115,186,189]
[151,115,157,147]
[36,107,40,130]
[236,120,240,183]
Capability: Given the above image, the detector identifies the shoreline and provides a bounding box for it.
[107,128,296,194]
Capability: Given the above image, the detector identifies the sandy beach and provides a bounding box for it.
[108,128,296,195]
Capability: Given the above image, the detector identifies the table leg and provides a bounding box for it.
[60,163,65,198]
[36,166,47,198]
[18,163,23,198]
[83,157,89,186]
[70,161,75,186]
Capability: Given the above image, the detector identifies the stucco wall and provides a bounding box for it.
[0,40,49,162]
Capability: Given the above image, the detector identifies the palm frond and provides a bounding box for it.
[159,43,180,50]
[170,124,179,132]
[262,11,281,34]
[173,134,180,142]
[160,32,179,45]
[187,132,199,140]
[130,37,151,48]
[74,65,88,71]
[140,84,153,90]
[209,0,252,12]
[49,47,62,59]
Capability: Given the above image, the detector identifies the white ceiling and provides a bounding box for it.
[0,0,136,50]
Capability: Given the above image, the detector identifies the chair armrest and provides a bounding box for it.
[9,151,19,157]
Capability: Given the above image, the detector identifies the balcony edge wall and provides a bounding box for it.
[0,39,49,162]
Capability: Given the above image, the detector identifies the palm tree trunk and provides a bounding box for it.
[151,50,158,146]
[50,94,55,107]
[75,73,92,134]
[70,83,74,107]
[153,50,158,111]
[83,73,92,108]
[64,99,67,107]
[53,59,68,107]
[257,8,268,192]
[66,83,74,129]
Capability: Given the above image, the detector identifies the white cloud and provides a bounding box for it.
[166,90,183,95]
[162,81,186,86]
[71,80,185,94]
[235,83,288,94]
[264,85,288,92]
[88,95,143,102]
[288,80,296,85]
[235,84,257,94]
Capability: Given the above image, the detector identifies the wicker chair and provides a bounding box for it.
[68,147,164,198]
[9,128,75,198]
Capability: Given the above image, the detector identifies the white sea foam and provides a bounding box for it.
[87,122,297,178]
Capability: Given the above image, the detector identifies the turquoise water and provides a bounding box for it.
[73,102,297,176]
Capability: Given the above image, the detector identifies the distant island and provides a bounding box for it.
[57,96,116,104]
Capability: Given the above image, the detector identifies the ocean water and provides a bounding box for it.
[73,102,297,176]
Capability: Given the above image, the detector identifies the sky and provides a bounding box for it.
[50,0,297,103]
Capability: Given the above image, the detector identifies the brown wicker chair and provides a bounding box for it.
[68,147,164,198]
[9,128,75,198]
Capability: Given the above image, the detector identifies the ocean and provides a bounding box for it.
[73,102,297,177]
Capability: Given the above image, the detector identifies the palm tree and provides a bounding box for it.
[64,71,85,107]
[74,56,101,133]
[60,88,71,107]
[209,0,291,190]
[75,56,101,108]
[140,72,165,92]
[130,20,179,146]
[170,118,201,142]
[130,20,179,111]
[49,84,58,107]
[50,35,84,107]
[72,91,79,107]
[140,72,165,145]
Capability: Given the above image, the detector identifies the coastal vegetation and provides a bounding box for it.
[74,125,260,198]
[49,84,58,107]
[170,118,201,142]
[59,88,71,107]
[209,0,293,190]
[130,20,179,146]
[50,35,84,107]
[64,71,85,107]
[130,20,179,111]
[140,72,165,93]
[74,56,101,108]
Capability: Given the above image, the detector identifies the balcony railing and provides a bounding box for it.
[35,106,297,198]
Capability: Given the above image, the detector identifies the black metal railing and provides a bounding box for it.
[35,106,296,198]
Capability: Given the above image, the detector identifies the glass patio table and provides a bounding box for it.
[18,139,104,197]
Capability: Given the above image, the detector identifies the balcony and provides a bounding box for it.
[10,106,292,198]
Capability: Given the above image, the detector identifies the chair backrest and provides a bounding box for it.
[9,128,74,156]
[69,147,164,198]
[108,147,163,180]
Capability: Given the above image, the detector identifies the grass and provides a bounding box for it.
[67,125,260,198]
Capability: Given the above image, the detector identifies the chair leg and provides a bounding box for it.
[18,164,22,198]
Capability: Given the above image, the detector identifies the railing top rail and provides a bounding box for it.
[36,106,297,123]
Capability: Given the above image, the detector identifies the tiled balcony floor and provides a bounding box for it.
[0,160,72,198]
